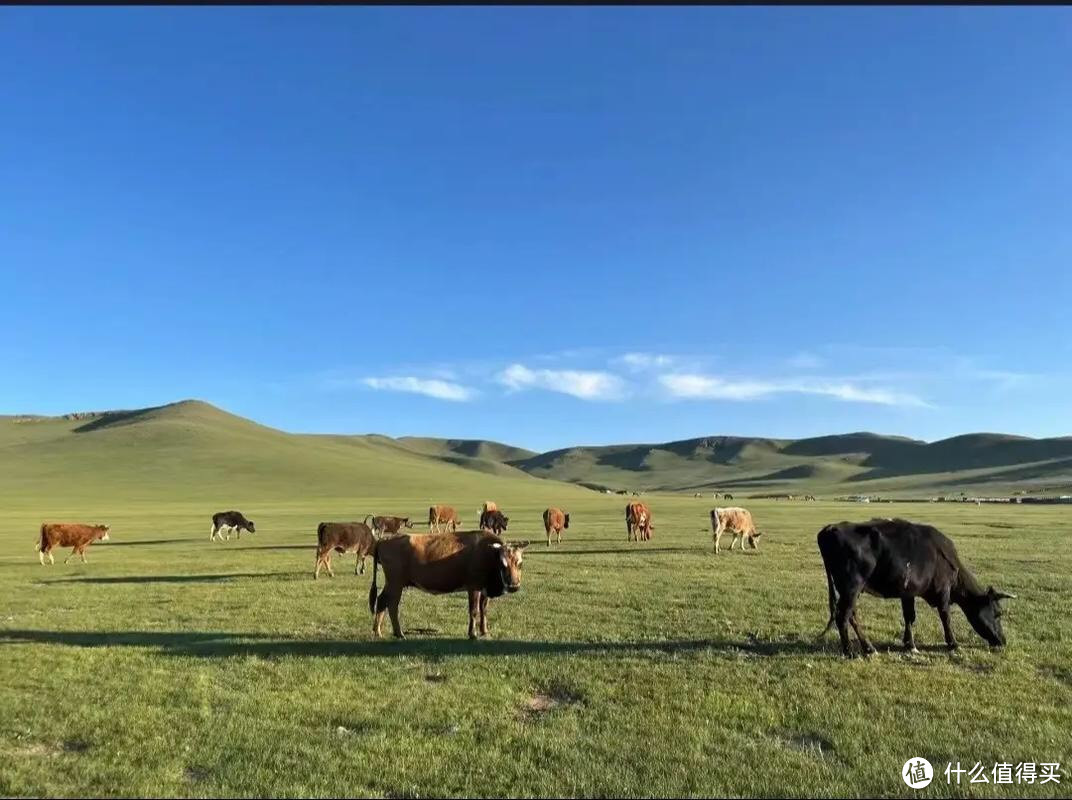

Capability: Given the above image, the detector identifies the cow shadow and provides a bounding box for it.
[530,547,698,556]
[39,571,301,585]
[103,539,190,547]
[0,628,829,660]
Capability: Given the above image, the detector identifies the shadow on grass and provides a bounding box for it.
[530,547,698,556]
[227,545,314,552]
[104,539,190,547]
[40,571,300,585]
[0,628,831,659]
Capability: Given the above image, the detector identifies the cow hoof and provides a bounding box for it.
[905,646,920,655]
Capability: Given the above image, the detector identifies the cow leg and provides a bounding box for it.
[901,597,919,653]
[937,592,958,650]
[467,589,480,640]
[326,555,334,578]
[80,546,88,564]
[479,592,490,637]
[713,525,723,553]
[48,550,55,565]
[848,609,876,656]
[356,553,366,575]
[834,583,863,657]
[387,589,405,639]
[558,529,563,544]
[314,551,322,579]
[64,547,77,565]
[210,524,217,541]
[39,549,46,566]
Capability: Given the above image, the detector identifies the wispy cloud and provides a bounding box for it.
[614,352,677,372]
[362,376,476,402]
[497,363,626,401]
[658,373,929,407]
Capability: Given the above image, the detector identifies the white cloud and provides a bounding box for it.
[658,373,929,407]
[362,376,475,402]
[497,363,626,401]
[615,352,676,372]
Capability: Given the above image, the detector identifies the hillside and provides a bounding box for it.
[3,400,1071,504]
[502,432,1072,495]
[0,400,578,510]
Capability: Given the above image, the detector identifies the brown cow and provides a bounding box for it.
[314,521,376,578]
[543,507,570,545]
[626,502,653,541]
[36,523,110,565]
[428,505,462,534]
[368,530,529,639]
[364,515,412,537]
[710,506,762,553]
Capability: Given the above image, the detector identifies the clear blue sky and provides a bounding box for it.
[2,7,1069,451]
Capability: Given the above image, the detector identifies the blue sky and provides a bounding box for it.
[2,7,1070,451]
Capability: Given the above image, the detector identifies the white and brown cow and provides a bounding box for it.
[710,507,762,553]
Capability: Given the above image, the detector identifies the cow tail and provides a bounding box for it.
[35,524,45,552]
[317,522,326,547]
[367,545,379,615]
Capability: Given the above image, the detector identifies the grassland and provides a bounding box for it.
[1,403,1070,798]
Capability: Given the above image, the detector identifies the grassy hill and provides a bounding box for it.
[497,433,1072,495]
[3,400,1071,507]
[0,400,582,513]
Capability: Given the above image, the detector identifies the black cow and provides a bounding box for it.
[210,510,255,542]
[479,509,509,535]
[817,518,1014,657]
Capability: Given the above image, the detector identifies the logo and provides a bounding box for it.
[904,758,934,789]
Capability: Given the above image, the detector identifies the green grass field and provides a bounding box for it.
[2,403,1070,797]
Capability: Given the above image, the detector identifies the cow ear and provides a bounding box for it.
[513,540,529,550]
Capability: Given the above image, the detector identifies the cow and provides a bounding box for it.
[367,530,529,639]
[479,509,509,535]
[36,523,110,565]
[364,515,412,537]
[710,507,762,554]
[477,501,498,523]
[314,521,376,579]
[817,517,1015,657]
[542,507,569,545]
[428,505,462,534]
[210,510,255,542]
[723,493,733,500]
[625,502,653,542]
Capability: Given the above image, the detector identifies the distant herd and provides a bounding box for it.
[33,498,1016,657]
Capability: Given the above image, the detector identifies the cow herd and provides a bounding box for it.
[32,498,1017,656]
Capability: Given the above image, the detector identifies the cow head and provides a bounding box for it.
[97,525,110,542]
[500,515,509,531]
[246,520,256,533]
[748,531,762,549]
[563,513,570,529]
[963,586,1015,646]
[491,540,528,593]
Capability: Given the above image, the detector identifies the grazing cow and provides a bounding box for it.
[36,523,110,565]
[817,517,1015,657]
[314,521,376,578]
[364,515,412,537]
[542,507,569,545]
[710,507,762,553]
[210,510,255,542]
[723,493,733,500]
[368,531,529,639]
[625,502,653,542]
[428,505,462,534]
[480,509,509,535]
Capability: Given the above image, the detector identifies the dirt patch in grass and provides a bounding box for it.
[770,729,836,761]
[519,683,586,720]
[183,766,209,784]
[13,742,63,758]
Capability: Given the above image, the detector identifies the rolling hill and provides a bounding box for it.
[2,400,1070,504]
